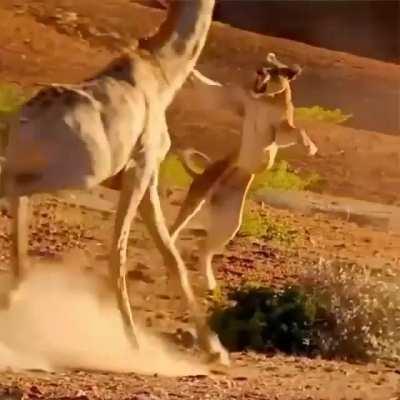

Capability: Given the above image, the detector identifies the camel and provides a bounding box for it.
[0,0,229,364]
[169,53,318,292]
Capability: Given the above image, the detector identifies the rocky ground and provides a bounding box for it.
[0,1,399,399]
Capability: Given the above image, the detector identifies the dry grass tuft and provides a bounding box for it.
[301,260,400,362]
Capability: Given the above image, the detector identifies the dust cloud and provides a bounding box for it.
[0,264,207,376]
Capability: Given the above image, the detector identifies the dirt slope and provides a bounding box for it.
[0,0,399,205]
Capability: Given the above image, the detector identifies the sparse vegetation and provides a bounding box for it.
[0,83,27,151]
[301,261,400,362]
[159,154,323,194]
[239,205,297,244]
[295,105,352,124]
[210,261,400,362]
[159,154,193,189]
[251,160,323,192]
[0,83,26,115]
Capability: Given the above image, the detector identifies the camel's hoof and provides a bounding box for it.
[201,331,230,367]
[205,349,230,367]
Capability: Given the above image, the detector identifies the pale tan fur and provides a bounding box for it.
[170,54,318,291]
[0,0,229,364]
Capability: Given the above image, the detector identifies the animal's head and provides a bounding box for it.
[252,53,302,98]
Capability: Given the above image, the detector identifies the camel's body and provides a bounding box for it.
[0,0,229,364]
[170,55,318,291]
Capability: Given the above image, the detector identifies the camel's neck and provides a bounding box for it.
[140,0,215,104]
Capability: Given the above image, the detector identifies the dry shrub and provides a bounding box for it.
[301,260,400,362]
[210,259,400,363]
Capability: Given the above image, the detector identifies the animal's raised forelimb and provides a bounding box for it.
[139,168,229,365]
[298,128,318,156]
[191,69,222,87]
[264,141,279,170]
[277,121,318,156]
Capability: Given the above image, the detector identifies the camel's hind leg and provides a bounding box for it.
[198,246,217,292]
[11,195,29,279]
[109,157,155,350]
[139,171,229,365]
[0,195,30,309]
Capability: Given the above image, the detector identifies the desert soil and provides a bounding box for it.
[0,1,399,399]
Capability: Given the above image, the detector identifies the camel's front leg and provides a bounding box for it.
[0,195,29,309]
[109,155,154,350]
[139,170,230,365]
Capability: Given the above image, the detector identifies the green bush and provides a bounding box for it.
[0,83,26,115]
[209,261,400,362]
[295,106,352,124]
[239,206,297,244]
[0,83,27,150]
[251,160,323,192]
[209,285,318,355]
[159,154,193,188]
[159,154,323,194]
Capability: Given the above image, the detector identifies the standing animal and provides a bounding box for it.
[169,53,318,292]
[0,0,229,364]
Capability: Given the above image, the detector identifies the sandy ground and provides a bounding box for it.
[0,1,399,399]
[0,193,399,400]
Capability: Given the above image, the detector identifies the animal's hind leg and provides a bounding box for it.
[109,158,154,350]
[170,197,206,244]
[0,195,29,309]
[198,245,216,292]
[139,171,230,365]
[11,195,29,281]
[198,177,252,293]
[170,157,230,243]
[197,224,236,293]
